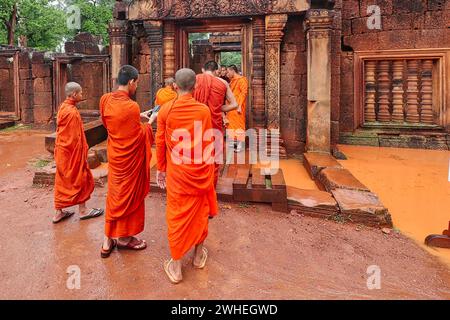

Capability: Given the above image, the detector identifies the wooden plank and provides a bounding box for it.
[270,169,286,190]
[251,166,266,189]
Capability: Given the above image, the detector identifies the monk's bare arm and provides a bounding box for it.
[221,84,238,113]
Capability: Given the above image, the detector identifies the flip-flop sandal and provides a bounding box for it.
[193,247,208,269]
[117,237,147,251]
[53,210,75,224]
[80,208,104,221]
[164,259,182,284]
[101,239,117,259]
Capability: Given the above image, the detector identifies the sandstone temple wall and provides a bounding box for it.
[339,0,450,149]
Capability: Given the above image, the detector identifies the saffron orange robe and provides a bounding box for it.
[155,86,177,106]
[100,91,153,238]
[226,75,249,142]
[193,73,227,186]
[54,98,94,209]
[156,94,218,260]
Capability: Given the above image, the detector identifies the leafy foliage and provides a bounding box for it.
[0,0,114,50]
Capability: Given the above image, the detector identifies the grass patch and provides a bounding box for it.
[33,159,52,168]
[1,124,31,132]
[239,202,251,209]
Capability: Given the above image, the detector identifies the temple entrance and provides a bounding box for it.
[175,18,253,128]
[0,50,19,121]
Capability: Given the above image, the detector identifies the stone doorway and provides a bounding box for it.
[0,50,19,121]
[175,18,253,128]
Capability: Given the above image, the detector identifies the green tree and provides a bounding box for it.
[16,0,68,50]
[0,0,18,45]
[66,0,114,45]
[0,0,67,50]
[220,52,242,68]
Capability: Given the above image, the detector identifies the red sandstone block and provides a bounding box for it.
[31,52,45,64]
[19,69,31,79]
[0,69,10,81]
[137,73,151,91]
[343,33,379,51]
[342,19,352,36]
[20,80,33,94]
[342,0,360,19]
[428,0,450,10]
[34,92,52,106]
[73,41,85,54]
[413,29,447,48]
[85,42,100,55]
[383,14,415,30]
[64,41,75,54]
[18,51,31,69]
[424,10,446,29]
[33,105,53,124]
[32,64,51,78]
[377,30,416,49]
[33,77,52,92]
[139,39,150,55]
[360,0,393,17]
[393,0,425,14]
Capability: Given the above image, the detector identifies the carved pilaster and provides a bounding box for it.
[144,20,163,105]
[252,16,266,129]
[406,60,420,123]
[364,61,377,122]
[421,59,434,124]
[391,60,404,122]
[109,20,132,88]
[265,14,287,130]
[305,9,334,153]
[377,61,391,122]
[163,21,176,80]
[265,14,287,158]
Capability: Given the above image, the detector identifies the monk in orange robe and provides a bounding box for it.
[156,68,218,284]
[155,77,177,107]
[53,82,103,224]
[99,65,156,258]
[226,65,249,153]
[193,60,238,187]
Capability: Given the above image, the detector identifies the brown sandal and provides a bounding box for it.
[117,237,147,251]
[101,239,117,259]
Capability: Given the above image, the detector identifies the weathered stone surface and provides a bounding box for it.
[87,151,101,169]
[287,186,338,218]
[332,189,393,227]
[317,167,370,192]
[303,152,343,179]
[91,141,108,163]
[216,177,234,202]
[32,64,51,78]
[45,120,107,154]
[33,163,56,186]
[33,105,53,124]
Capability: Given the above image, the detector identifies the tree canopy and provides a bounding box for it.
[0,0,114,51]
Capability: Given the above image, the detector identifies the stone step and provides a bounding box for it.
[287,186,339,218]
[45,119,107,153]
[303,152,342,179]
[0,120,15,130]
[317,167,369,192]
[331,188,393,228]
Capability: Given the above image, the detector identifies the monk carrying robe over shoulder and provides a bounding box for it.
[53,82,104,224]
[156,68,218,284]
[99,65,156,258]
[155,77,177,107]
[193,60,238,188]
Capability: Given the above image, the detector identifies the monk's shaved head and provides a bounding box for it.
[165,78,175,87]
[65,82,82,97]
[175,68,196,92]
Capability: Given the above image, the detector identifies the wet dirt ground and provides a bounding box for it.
[1,130,450,300]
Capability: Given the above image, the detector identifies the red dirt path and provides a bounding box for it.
[0,130,450,300]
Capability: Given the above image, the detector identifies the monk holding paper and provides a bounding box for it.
[99,65,156,258]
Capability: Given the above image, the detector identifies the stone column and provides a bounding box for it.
[252,16,266,129]
[305,9,334,153]
[109,20,131,88]
[144,20,163,105]
[163,21,176,80]
[265,14,288,158]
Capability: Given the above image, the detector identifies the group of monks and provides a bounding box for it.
[52,61,248,284]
